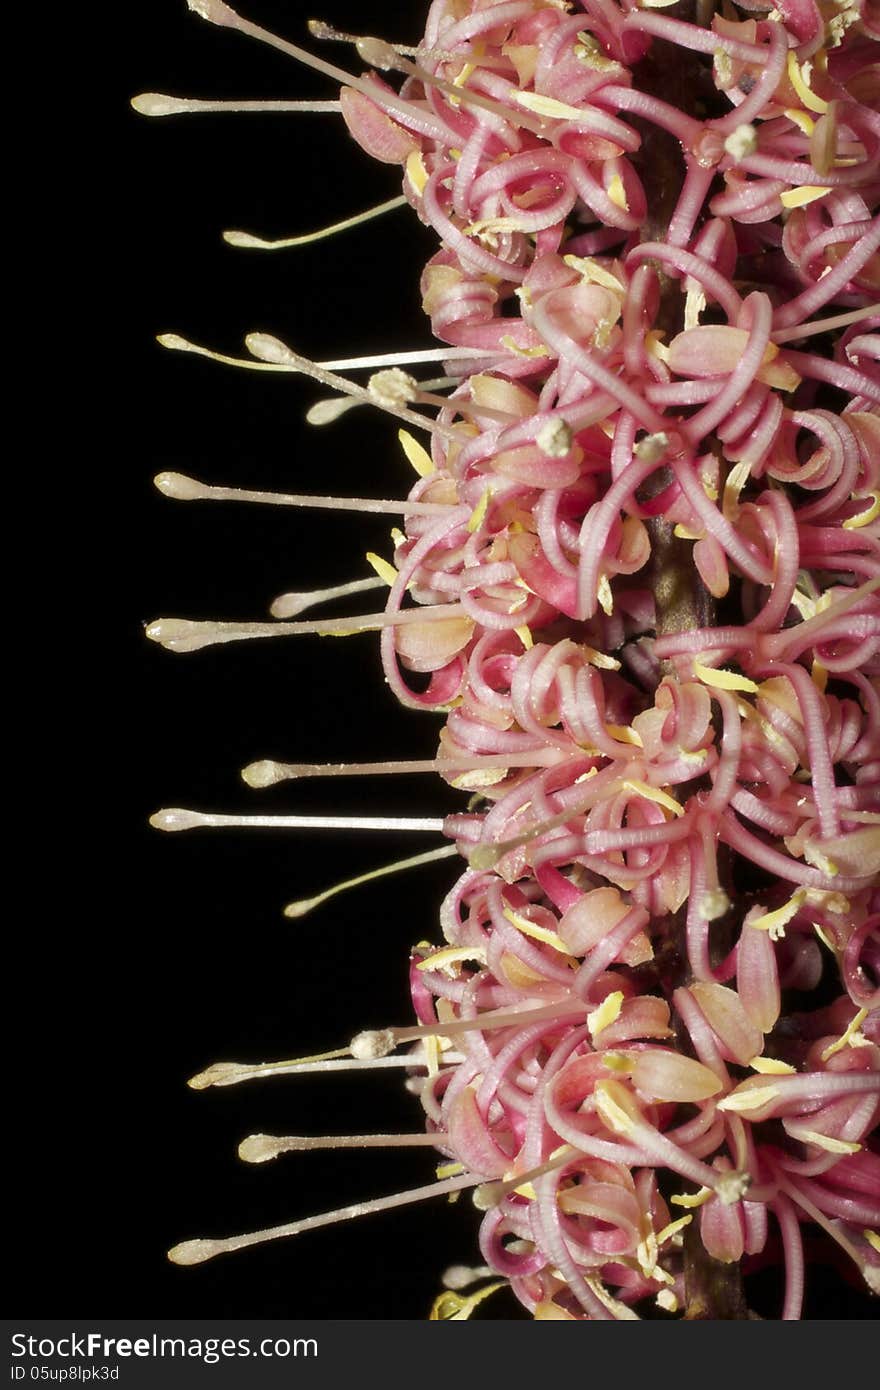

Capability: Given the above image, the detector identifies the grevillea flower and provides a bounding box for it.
[139,0,879,1319]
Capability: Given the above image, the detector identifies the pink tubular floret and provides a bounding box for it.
[347,0,880,1321]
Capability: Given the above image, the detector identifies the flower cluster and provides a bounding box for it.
[143,0,879,1319]
[346,0,880,1319]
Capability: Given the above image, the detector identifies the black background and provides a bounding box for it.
[19,0,514,1322]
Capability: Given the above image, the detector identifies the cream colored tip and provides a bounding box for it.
[154,471,209,501]
[223,230,273,249]
[282,897,320,919]
[716,1170,751,1206]
[188,1061,250,1090]
[350,1029,395,1060]
[472,1183,501,1211]
[131,93,190,117]
[723,124,757,161]
[442,1264,493,1291]
[186,0,235,26]
[241,759,282,789]
[356,36,399,70]
[144,618,218,653]
[468,844,501,872]
[157,333,195,353]
[245,333,296,366]
[168,1238,217,1266]
[634,431,669,463]
[150,807,206,833]
[537,418,572,458]
[238,1134,283,1164]
[305,397,360,426]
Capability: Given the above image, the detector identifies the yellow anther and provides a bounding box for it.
[502,905,575,958]
[365,552,398,586]
[416,946,489,975]
[622,780,685,817]
[820,1008,869,1062]
[780,185,832,208]
[430,1281,506,1321]
[842,492,880,529]
[467,486,492,533]
[607,173,628,211]
[749,890,807,941]
[398,427,436,477]
[749,1056,797,1075]
[671,1187,713,1209]
[717,1085,780,1113]
[786,52,829,114]
[587,990,625,1039]
[694,661,759,693]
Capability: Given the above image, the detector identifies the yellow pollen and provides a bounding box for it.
[405,149,428,197]
[606,723,643,747]
[749,890,807,941]
[398,427,436,477]
[467,486,492,533]
[671,1187,713,1209]
[501,905,575,958]
[749,1056,797,1075]
[780,185,832,209]
[587,990,625,1039]
[622,780,685,817]
[416,946,489,975]
[430,1281,506,1320]
[797,1131,862,1155]
[607,173,628,211]
[695,661,759,693]
[785,107,816,135]
[842,492,880,529]
[820,1008,869,1062]
[365,552,398,586]
[786,52,829,114]
[717,1085,780,1113]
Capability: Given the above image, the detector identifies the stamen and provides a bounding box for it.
[245,750,565,787]
[317,347,493,371]
[157,333,459,439]
[474,1147,575,1209]
[167,1171,480,1265]
[223,194,406,249]
[305,375,459,426]
[268,577,385,620]
[154,471,452,516]
[145,604,468,652]
[188,1049,458,1089]
[189,1049,350,1089]
[772,303,880,346]
[282,845,459,920]
[181,0,453,142]
[238,1131,441,1163]
[150,808,447,834]
[131,93,342,117]
[307,19,424,59]
[392,999,583,1045]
